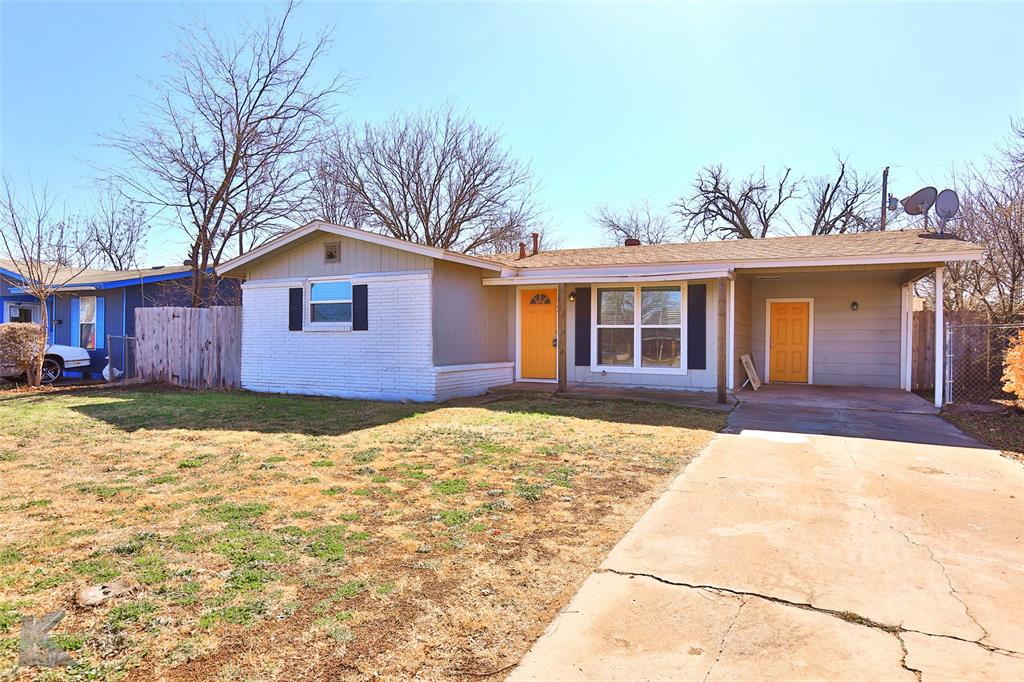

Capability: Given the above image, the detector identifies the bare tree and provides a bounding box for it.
[0,179,94,386]
[319,105,540,253]
[803,156,880,235]
[301,139,365,227]
[104,1,345,305]
[88,187,149,270]
[591,199,677,245]
[955,169,1024,322]
[674,165,798,240]
[1002,117,1024,176]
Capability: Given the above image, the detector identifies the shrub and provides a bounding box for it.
[0,322,44,378]
[1003,330,1024,402]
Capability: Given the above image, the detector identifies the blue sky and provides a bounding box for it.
[2,1,1022,265]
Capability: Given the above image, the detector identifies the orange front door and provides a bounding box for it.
[520,289,557,379]
[769,301,810,383]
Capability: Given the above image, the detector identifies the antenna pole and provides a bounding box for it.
[880,166,889,230]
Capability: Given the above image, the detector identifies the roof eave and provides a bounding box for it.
[217,221,513,276]
[499,250,985,276]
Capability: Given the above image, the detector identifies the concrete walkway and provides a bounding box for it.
[736,383,938,415]
[510,405,1024,681]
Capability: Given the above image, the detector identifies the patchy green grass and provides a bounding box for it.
[431,479,468,495]
[0,386,722,679]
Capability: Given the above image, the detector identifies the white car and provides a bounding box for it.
[1,345,90,384]
[39,346,92,382]
[38,344,92,383]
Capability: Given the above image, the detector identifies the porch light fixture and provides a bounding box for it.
[850,301,859,311]
[568,291,575,303]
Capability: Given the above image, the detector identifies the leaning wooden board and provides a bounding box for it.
[740,353,761,391]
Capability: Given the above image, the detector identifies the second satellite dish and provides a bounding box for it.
[901,187,938,215]
[934,189,960,221]
[934,188,960,235]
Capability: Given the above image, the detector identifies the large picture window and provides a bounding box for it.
[79,296,97,350]
[593,284,685,371]
[309,280,353,323]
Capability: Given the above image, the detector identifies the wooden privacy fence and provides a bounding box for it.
[911,310,988,393]
[135,306,241,389]
[911,310,936,391]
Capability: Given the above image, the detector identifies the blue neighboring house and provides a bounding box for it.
[0,259,239,378]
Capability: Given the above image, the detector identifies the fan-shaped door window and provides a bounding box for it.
[529,293,552,305]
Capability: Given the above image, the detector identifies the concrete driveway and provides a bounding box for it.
[510,401,1024,681]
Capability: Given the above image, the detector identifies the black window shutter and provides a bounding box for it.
[687,284,707,370]
[288,288,303,331]
[573,287,591,367]
[352,284,368,331]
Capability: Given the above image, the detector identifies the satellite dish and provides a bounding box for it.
[934,189,960,220]
[934,189,960,235]
[901,187,937,215]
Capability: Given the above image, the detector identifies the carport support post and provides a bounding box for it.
[717,278,728,404]
[557,283,568,393]
[934,266,944,408]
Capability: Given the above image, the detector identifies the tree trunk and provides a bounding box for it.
[29,297,48,387]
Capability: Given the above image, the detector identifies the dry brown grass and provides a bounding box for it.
[945,401,1024,465]
[0,386,723,680]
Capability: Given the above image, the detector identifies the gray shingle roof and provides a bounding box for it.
[482,229,983,269]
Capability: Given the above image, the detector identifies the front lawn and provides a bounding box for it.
[0,387,722,680]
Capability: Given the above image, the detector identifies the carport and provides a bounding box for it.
[727,264,948,408]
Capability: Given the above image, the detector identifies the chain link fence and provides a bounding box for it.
[945,322,1023,404]
[104,335,138,384]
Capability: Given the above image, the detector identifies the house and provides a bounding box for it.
[0,260,238,377]
[216,222,984,406]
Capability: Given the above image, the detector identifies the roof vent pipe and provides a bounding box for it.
[624,238,642,246]
[518,242,527,260]
[531,232,540,255]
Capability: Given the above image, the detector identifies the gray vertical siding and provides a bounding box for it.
[749,270,903,389]
[431,261,511,366]
[733,275,753,387]
[52,296,72,345]
[245,234,434,280]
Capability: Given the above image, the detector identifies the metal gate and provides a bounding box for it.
[105,334,138,383]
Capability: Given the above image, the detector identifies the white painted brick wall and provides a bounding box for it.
[241,273,437,401]
[240,272,512,402]
[435,363,514,401]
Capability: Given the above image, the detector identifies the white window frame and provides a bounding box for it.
[5,302,39,324]
[590,283,688,374]
[305,276,353,331]
[80,295,98,350]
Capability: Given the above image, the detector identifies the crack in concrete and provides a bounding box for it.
[701,596,746,682]
[895,632,924,682]
[847,440,993,645]
[915,511,993,645]
[599,568,1024,660]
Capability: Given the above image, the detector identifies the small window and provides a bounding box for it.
[594,285,684,370]
[79,296,97,349]
[310,280,352,323]
[640,287,682,368]
[596,288,635,366]
[8,305,35,323]
[529,293,552,305]
[324,241,341,264]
